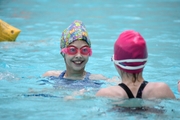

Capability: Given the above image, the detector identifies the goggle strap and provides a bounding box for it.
[61,48,67,53]
[112,55,147,70]
[115,58,147,63]
[114,62,146,70]
[89,48,92,56]
[112,55,147,63]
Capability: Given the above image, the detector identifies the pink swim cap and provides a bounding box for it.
[114,30,148,73]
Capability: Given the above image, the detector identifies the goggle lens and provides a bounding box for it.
[67,47,78,55]
[61,46,92,56]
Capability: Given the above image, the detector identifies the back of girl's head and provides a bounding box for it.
[114,30,148,74]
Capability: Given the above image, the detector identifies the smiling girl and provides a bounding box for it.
[43,20,107,81]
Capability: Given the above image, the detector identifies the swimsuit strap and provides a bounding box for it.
[118,83,134,98]
[136,81,148,98]
[84,72,91,81]
[118,81,148,99]
[58,70,66,79]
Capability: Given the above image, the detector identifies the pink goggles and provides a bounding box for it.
[61,45,92,56]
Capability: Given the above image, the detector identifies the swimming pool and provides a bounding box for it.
[1,0,180,119]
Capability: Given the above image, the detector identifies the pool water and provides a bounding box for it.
[1,0,180,119]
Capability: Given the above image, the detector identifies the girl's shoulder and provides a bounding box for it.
[42,70,63,77]
[143,82,175,99]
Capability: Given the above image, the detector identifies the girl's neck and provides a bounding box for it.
[121,73,144,86]
[64,69,86,80]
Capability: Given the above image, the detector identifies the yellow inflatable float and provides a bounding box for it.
[0,19,21,42]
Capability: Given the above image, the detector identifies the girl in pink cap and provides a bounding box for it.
[96,30,175,99]
[43,20,107,81]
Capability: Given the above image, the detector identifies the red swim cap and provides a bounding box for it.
[114,30,148,73]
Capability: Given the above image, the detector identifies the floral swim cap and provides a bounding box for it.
[60,20,91,51]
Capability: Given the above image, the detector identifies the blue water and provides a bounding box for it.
[1,0,180,119]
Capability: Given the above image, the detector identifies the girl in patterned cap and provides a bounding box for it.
[43,20,107,81]
[96,30,175,99]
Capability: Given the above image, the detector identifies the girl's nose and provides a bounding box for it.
[75,50,82,58]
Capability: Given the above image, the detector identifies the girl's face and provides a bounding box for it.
[64,40,90,72]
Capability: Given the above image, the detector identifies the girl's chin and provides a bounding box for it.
[71,65,84,71]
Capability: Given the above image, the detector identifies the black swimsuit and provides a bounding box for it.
[118,81,148,99]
